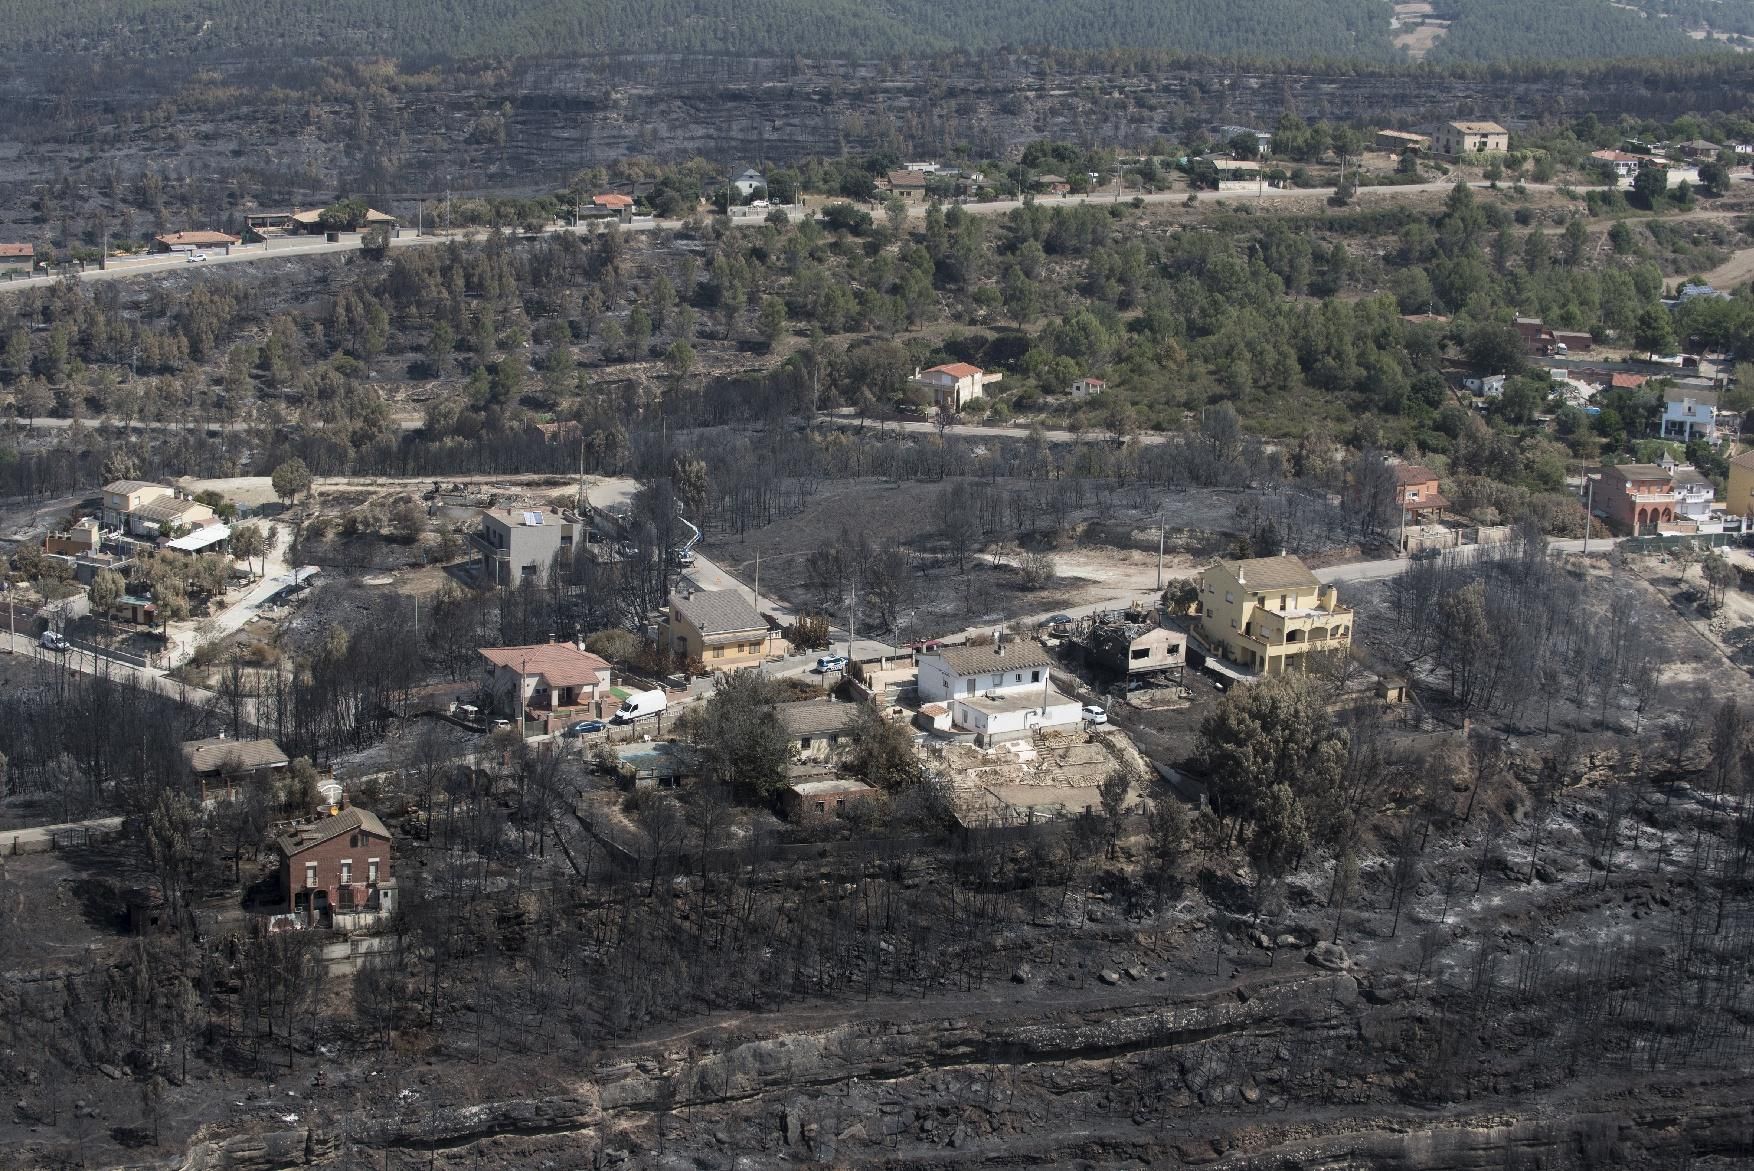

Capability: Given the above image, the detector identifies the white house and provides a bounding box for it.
[916,640,1080,746]
[1662,391,1718,442]
[731,169,765,198]
[910,362,1003,411]
[1671,466,1716,523]
[1069,376,1107,398]
[917,641,1053,702]
[1464,374,1508,398]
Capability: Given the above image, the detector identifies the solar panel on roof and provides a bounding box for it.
[523,511,543,526]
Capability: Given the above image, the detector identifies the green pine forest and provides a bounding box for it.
[0,0,1732,62]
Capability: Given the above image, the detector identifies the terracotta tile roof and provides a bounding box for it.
[592,193,634,209]
[1449,121,1506,134]
[1611,373,1648,389]
[0,243,32,258]
[182,737,290,775]
[478,643,611,687]
[885,170,928,188]
[1215,554,1321,591]
[155,231,239,247]
[1393,464,1439,486]
[927,362,983,378]
[277,807,390,858]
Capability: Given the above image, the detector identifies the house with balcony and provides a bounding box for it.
[910,362,1002,412]
[277,805,395,926]
[1193,555,1353,677]
[478,641,614,729]
[1394,464,1448,523]
[1671,466,1716,525]
[1661,391,1719,442]
[1594,463,1676,535]
[472,506,582,586]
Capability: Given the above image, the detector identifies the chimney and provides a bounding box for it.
[1236,565,1246,586]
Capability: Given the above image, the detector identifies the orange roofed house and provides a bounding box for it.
[0,243,33,275]
[151,231,240,254]
[1394,464,1448,522]
[910,362,1003,412]
[479,642,616,730]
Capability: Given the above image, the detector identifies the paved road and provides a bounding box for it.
[2,630,220,707]
[819,413,1166,445]
[0,178,1603,297]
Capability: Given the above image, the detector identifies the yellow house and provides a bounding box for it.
[662,589,776,672]
[1726,451,1754,518]
[1193,554,1354,676]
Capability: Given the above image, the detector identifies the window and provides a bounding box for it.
[368,859,379,884]
[1030,670,1041,683]
[814,801,826,814]
[1131,647,1150,661]
[339,861,352,885]
[1013,673,1022,684]
[520,563,538,580]
[712,645,724,658]
[349,833,360,848]
[800,736,813,749]
[1230,619,1238,630]
[1278,594,1286,611]
[304,863,318,889]
[827,735,839,746]
[1204,606,1213,618]
[1224,591,1234,604]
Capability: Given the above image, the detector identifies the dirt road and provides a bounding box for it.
[1701,244,1754,291]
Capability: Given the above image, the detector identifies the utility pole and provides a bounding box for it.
[845,573,857,665]
[1583,475,1594,554]
[1156,517,1166,591]
[753,551,761,616]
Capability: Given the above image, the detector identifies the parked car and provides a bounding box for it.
[672,548,696,567]
[39,631,70,652]
[1082,704,1108,725]
[563,719,606,738]
[490,718,511,731]
[1040,613,1074,628]
[813,654,849,674]
[186,251,208,262]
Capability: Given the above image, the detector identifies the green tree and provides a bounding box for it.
[1634,305,1678,356]
[1632,163,1668,210]
[686,670,789,795]
[1194,673,1346,849]
[757,296,789,349]
[271,457,313,505]
[89,567,125,616]
[846,702,923,790]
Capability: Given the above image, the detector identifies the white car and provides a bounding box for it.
[1082,704,1108,725]
[186,251,208,263]
[39,631,70,652]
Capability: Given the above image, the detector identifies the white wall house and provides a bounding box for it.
[916,641,1079,746]
[910,363,1003,412]
[917,642,1053,702]
[1662,392,1719,442]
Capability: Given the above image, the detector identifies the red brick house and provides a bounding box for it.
[1393,464,1448,522]
[1595,464,1675,535]
[277,806,394,925]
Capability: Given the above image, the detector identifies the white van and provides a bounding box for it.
[612,690,668,724]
